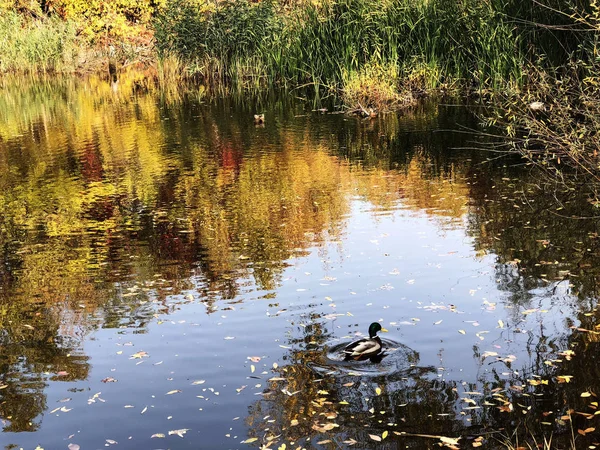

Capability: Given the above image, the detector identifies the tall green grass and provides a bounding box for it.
[154,0,558,92]
[154,0,590,94]
[0,12,82,73]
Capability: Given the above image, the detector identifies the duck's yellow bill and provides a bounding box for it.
[381,327,389,332]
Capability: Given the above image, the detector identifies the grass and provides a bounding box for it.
[153,0,578,100]
[0,11,81,73]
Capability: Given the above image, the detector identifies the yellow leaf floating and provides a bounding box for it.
[581,392,593,398]
[369,434,382,442]
[375,387,382,396]
[241,437,258,444]
[382,430,388,439]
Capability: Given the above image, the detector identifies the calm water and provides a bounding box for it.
[1,74,600,450]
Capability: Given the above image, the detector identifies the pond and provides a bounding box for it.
[1,73,600,450]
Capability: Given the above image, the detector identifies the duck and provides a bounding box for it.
[343,322,388,360]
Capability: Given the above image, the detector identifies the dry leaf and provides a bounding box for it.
[166,390,181,395]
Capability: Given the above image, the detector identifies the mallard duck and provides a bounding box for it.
[343,322,388,360]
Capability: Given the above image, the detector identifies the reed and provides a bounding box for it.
[0,11,81,73]
[153,0,538,95]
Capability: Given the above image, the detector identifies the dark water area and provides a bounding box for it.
[1,74,600,450]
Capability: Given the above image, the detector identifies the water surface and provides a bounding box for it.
[1,74,600,449]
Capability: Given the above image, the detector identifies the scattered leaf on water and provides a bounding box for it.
[248,356,261,363]
[169,429,189,438]
[192,380,206,385]
[241,437,258,444]
[375,387,382,396]
[369,434,382,442]
[458,330,466,335]
[224,336,235,340]
[68,444,80,450]
[166,390,181,395]
[251,365,256,373]
[440,436,460,446]
[382,430,388,439]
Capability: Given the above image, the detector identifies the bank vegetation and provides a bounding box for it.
[0,0,599,183]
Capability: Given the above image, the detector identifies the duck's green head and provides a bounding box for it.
[368,322,388,337]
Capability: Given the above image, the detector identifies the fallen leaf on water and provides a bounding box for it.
[68,444,80,450]
[343,438,357,445]
[498,320,504,328]
[434,320,443,325]
[312,423,336,432]
[458,330,466,335]
[106,440,117,445]
[317,440,332,445]
[224,336,235,340]
[169,429,189,438]
[290,419,299,426]
[251,365,256,373]
[581,392,593,398]
[151,433,165,439]
[166,390,181,395]
[375,387,382,396]
[248,356,261,363]
[382,430,388,439]
[440,436,460,446]
[141,406,148,414]
[241,437,258,444]
[343,382,354,387]
[130,351,148,359]
[578,427,595,435]
[369,434,382,442]
[101,377,117,383]
[192,380,206,385]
